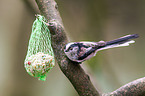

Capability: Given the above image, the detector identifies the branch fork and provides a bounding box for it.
[35,0,145,96]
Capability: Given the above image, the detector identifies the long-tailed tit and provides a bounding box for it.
[64,34,139,63]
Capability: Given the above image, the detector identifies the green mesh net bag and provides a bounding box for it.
[24,14,55,81]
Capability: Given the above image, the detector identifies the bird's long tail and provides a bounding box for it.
[97,34,139,51]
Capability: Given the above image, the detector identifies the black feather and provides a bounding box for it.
[106,34,139,46]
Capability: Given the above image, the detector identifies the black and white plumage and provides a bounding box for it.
[64,34,139,63]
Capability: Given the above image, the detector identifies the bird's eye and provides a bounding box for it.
[70,47,73,50]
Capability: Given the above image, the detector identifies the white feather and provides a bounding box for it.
[97,40,135,51]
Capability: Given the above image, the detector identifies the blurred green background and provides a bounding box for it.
[0,0,145,96]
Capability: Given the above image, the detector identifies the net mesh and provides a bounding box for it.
[24,15,55,81]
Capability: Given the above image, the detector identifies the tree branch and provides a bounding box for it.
[35,0,100,96]
[104,77,145,96]
[35,0,145,96]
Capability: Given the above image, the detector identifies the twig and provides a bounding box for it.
[35,0,100,96]
[104,77,145,96]
[35,0,145,96]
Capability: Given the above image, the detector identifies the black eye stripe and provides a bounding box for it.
[65,42,90,52]
[65,44,78,52]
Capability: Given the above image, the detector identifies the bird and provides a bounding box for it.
[64,34,139,63]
